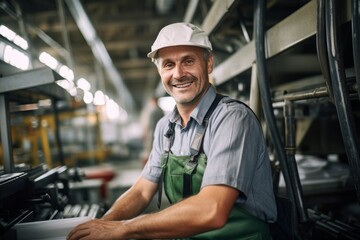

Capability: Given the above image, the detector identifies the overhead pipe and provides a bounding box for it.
[57,0,74,69]
[353,0,360,100]
[183,0,199,23]
[254,0,308,227]
[65,0,135,112]
[325,0,360,202]
[238,13,251,43]
[273,86,328,103]
[156,0,175,15]
[0,2,70,61]
[13,1,34,68]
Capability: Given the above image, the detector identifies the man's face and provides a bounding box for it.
[156,46,213,108]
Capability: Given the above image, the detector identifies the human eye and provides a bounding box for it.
[184,58,194,65]
[163,61,174,69]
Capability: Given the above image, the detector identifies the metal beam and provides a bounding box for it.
[212,0,352,86]
[0,67,63,93]
[201,0,238,34]
[184,0,199,23]
[0,94,14,173]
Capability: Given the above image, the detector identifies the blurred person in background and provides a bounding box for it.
[140,95,164,167]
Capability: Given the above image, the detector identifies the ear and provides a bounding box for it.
[155,60,162,73]
[207,53,214,74]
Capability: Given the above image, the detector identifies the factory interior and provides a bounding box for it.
[1,0,360,239]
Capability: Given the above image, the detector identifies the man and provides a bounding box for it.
[140,95,164,167]
[68,22,277,240]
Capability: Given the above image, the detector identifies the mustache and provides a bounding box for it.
[170,76,196,85]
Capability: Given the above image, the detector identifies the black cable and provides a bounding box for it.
[316,0,334,102]
[325,0,360,202]
[254,0,290,198]
[254,0,306,229]
[352,0,360,101]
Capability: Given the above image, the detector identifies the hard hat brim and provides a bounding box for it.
[147,42,212,59]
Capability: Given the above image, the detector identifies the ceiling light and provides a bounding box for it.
[39,52,58,70]
[93,90,105,105]
[0,25,28,50]
[77,78,91,91]
[83,91,93,104]
[3,44,29,70]
[59,65,74,81]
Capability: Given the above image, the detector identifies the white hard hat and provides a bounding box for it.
[147,22,212,59]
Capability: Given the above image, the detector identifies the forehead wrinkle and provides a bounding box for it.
[161,53,196,63]
[158,46,203,63]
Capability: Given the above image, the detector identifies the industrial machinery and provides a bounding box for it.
[0,65,106,239]
[208,0,360,239]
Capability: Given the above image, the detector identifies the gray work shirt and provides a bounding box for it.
[142,85,277,222]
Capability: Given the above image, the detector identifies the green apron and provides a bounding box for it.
[158,95,271,239]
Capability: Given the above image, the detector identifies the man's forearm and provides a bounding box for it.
[117,186,234,239]
[102,177,158,221]
[67,185,237,240]
[102,189,148,220]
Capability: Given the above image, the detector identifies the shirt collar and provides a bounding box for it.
[169,85,217,126]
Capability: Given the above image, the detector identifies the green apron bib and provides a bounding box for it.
[158,94,271,239]
[160,152,271,240]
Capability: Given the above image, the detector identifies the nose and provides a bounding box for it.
[173,64,185,79]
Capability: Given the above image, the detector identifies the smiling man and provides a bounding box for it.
[67,22,277,240]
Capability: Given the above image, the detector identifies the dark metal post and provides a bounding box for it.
[0,94,14,173]
[284,100,308,222]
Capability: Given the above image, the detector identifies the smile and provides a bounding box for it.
[173,82,193,88]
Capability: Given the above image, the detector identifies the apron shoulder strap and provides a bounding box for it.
[184,94,225,198]
[190,93,225,157]
[163,93,225,155]
[163,121,175,152]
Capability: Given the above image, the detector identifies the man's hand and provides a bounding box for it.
[67,218,126,240]
[67,184,239,239]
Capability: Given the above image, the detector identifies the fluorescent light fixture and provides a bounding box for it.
[13,35,28,50]
[39,52,74,81]
[56,79,74,90]
[77,78,91,91]
[104,94,110,102]
[93,90,106,105]
[65,0,135,111]
[105,99,120,120]
[0,25,16,40]
[118,105,128,122]
[39,52,58,69]
[3,44,30,70]
[0,25,28,50]
[59,65,74,81]
[69,87,77,96]
[83,90,93,104]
